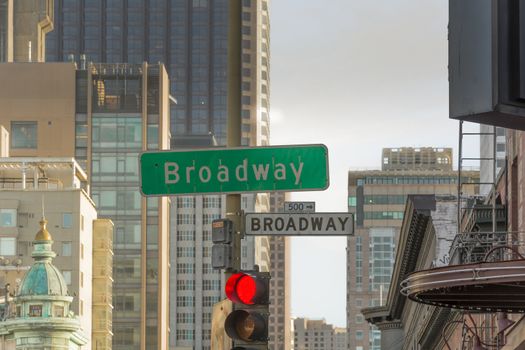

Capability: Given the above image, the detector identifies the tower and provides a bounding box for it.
[2,218,87,349]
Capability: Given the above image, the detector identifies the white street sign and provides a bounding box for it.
[244,213,354,236]
[284,201,316,213]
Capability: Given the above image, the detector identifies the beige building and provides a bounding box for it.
[0,60,171,349]
[347,147,479,350]
[0,156,113,349]
[293,318,346,350]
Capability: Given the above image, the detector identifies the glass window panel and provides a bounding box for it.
[0,209,16,227]
[100,191,117,207]
[62,242,72,256]
[0,237,15,255]
[11,122,37,149]
[62,213,73,228]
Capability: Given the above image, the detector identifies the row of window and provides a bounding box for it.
[0,210,75,229]
[348,195,408,207]
[356,176,471,185]
[362,211,404,220]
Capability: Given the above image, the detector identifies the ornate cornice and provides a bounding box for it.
[376,320,403,331]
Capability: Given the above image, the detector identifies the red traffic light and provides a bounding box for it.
[225,272,268,305]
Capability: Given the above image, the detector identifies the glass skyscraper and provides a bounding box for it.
[46,1,271,349]
[46,0,270,146]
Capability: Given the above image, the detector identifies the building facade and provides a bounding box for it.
[0,0,54,63]
[361,196,458,350]
[346,147,478,350]
[0,157,99,349]
[293,318,347,350]
[45,2,271,348]
[0,217,87,350]
[0,61,170,350]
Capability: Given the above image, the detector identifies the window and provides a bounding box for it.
[11,121,37,149]
[356,330,363,340]
[0,209,16,227]
[0,237,15,255]
[62,270,72,285]
[29,305,42,317]
[54,305,64,317]
[62,242,72,256]
[62,213,73,228]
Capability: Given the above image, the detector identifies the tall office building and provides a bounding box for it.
[45,1,271,349]
[0,61,171,350]
[45,0,270,148]
[0,0,54,63]
[346,147,479,350]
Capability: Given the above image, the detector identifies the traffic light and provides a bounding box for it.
[212,218,234,270]
[224,271,270,349]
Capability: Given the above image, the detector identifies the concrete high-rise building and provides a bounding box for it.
[293,318,346,350]
[0,156,114,349]
[346,147,479,350]
[268,192,291,350]
[0,61,171,350]
[0,0,54,63]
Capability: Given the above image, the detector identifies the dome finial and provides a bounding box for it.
[35,218,52,241]
[35,195,52,241]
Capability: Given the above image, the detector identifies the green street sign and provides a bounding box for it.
[139,144,329,196]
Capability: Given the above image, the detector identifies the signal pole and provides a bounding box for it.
[226,0,243,271]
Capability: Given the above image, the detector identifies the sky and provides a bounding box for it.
[269,0,471,327]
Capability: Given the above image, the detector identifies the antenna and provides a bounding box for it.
[41,194,45,219]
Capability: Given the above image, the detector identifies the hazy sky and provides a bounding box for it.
[269,0,466,327]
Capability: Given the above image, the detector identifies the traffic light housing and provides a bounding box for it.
[212,219,234,269]
[224,271,270,349]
